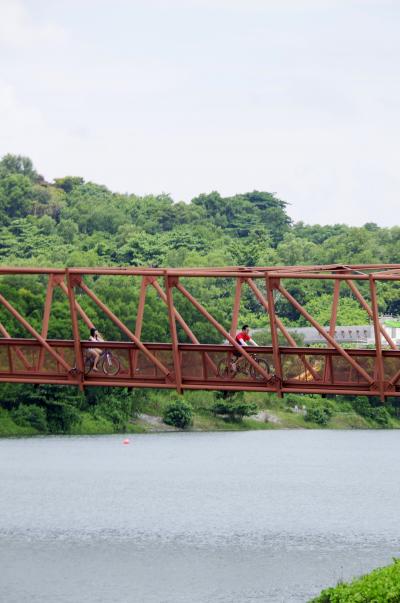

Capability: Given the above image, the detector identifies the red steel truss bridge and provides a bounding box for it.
[1,264,400,400]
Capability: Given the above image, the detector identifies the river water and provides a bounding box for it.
[0,430,399,603]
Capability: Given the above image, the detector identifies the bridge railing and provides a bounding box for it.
[1,339,400,396]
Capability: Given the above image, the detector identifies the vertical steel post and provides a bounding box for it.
[37,274,55,371]
[323,279,341,383]
[230,278,242,337]
[369,275,385,401]
[135,276,147,339]
[266,275,282,396]
[164,274,182,393]
[66,270,84,387]
[132,276,148,377]
[0,323,14,373]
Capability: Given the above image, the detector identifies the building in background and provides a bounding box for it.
[288,316,400,347]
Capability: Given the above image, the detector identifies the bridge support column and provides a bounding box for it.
[266,275,282,397]
[369,275,385,402]
[66,270,84,389]
[131,276,148,378]
[323,279,341,383]
[230,278,243,337]
[165,275,182,393]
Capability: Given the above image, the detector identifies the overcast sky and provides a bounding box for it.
[1,0,399,226]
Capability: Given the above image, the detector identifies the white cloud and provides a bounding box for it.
[0,0,399,227]
[0,78,89,179]
[0,79,41,127]
[0,0,65,48]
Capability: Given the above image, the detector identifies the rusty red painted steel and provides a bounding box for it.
[0,338,398,396]
[1,264,400,396]
[245,278,320,381]
[0,292,71,372]
[78,279,172,379]
[175,281,272,383]
[164,274,182,393]
[369,275,385,400]
[276,283,374,385]
[265,275,283,395]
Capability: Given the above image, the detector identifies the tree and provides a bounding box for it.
[0,174,33,218]
[300,294,369,327]
[163,400,193,428]
[11,404,48,432]
[0,154,39,181]
[54,176,84,193]
[58,219,79,243]
[304,406,329,425]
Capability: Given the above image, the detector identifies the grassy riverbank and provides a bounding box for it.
[310,559,400,602]
[1,387,400,436]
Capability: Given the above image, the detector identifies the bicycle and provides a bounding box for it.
[218,352,272,382]
[84,349,121,377]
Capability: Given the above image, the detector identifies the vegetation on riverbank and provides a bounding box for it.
[310,559,400,602]
[1,385,399,436]
[1,153,400,436]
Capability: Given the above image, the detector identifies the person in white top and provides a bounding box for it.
[88,327,104,371]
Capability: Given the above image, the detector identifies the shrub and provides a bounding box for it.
[352,397,391,427]
[305,406,329,425]
[285,394,336,416]
[11,404,48,432]
[310,559,400,602]
[163,400,193,428]
[211,399,258,421]
[371,406,391,428]
[285,393,308,407]
[352,396,374,418]
[46,403,81,433]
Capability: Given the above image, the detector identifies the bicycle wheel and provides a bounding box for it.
[102,353,120,377]
[218,357,235,380]
[84,356,93,376]
[249,358,270,381]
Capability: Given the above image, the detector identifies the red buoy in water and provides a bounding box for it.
[123,438,130,445]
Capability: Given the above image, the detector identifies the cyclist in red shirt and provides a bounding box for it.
[231,324,258,372]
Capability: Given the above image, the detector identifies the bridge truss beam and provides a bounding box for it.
[0,264,400,399]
